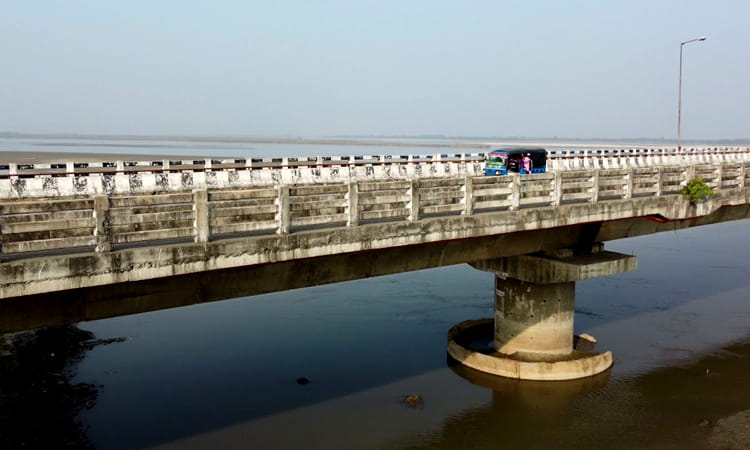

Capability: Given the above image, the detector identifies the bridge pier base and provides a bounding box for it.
[448,245,636,381]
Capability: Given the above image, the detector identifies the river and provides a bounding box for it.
[1,136,750,449]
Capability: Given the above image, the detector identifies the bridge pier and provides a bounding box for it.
[448,244,637,381]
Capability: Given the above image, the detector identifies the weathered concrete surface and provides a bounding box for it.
[0,160,487,199]
[494,279,576,357]
[1,190,746,300]
[447,319,613,381]
[471,250,638,284]
[0,209,747,333]
[485,249,634,360]
[0,223,606,333]
[445,249,633,380]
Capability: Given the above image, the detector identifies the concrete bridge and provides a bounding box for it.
[1,146,749,380]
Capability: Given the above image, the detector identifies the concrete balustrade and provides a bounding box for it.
[0,162,748,259]
[1,147,750,199]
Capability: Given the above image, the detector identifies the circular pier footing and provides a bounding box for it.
[447,319,613,381]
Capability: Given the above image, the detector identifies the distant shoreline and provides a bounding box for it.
[2,132,747,148]
[1,134,748,165]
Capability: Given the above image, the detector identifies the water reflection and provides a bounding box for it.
[0,326,100,449]
[448,357,612,412]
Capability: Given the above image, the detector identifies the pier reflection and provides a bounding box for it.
[449,357,611,412]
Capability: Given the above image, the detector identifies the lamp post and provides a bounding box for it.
[677,36,706,151]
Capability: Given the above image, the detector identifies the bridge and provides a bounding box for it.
[1,146,749,380]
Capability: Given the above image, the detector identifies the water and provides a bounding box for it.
[60,219,750,449]
[0,136,479,161]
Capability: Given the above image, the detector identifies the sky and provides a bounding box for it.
[1,0,748,139]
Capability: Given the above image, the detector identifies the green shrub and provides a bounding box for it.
[680,178,714,204]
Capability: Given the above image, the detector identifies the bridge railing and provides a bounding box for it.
[0,162,747,258]
[1,147,750,182]
[0,153,488,178]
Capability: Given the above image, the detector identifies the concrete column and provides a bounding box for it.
[276,185,290,234]
[193,189,210,243]
[408,179,420,221]
[716,164,724,190]
[66,162,75,177]
[624,169,633,199]
[494,276,575,357]
[8,163,17,179]
[552,171,563,206]
[347,182,359,226]
[509,173,521,210]
[589,170,599,203]
[462,176,474,215]
[684,165,696,185]
[739,163,746,190]
[450,249,636,380]
[162,159,171,172]
[116,161,125,175]
[655,167,663,196]
[93,195,111,253]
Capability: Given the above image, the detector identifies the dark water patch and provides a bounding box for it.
[0,326,98,449]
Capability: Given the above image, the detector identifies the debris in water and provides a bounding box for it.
[402,394,423,408]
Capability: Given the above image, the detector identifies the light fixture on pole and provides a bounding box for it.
[677,36,706,151]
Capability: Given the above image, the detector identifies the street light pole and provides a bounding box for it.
[677,36,706,151]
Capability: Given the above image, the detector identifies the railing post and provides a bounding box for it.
[408,179,420,221]
[8,163,17,179]
[193,189,210,243]
[655,167,663,197]
[715,163,724,191]
[739,163,746,190]
[347,181,359,226]
[509,173,521,210]
[552,171,563,206]
[276,185,290,234]
[590,170,600,203]
[66,162,75,177]
[93,195,111,253]
[684,165,696,185]
[116,161,125,175]
[624,168,633,199]
[462,176,474,215]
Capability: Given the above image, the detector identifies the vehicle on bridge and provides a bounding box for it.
[484,148,547,176]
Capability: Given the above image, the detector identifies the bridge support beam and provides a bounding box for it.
[448,245,636,381]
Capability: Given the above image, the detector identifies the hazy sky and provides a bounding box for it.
[2,1,748,139]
